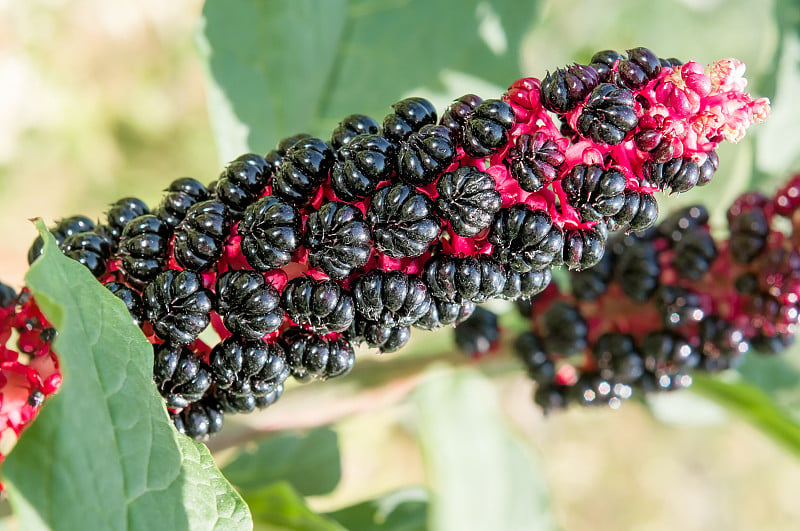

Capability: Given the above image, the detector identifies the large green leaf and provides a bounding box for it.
[244,482,343,531]
[3,221,251,531]
[325,488,428,531]
[197,0,539,161]
[222,427,341,497]
[414,368,555,531]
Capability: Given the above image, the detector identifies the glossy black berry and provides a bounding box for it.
[608,189,658,231]
[104,281,144,326]
[239,196,302,271]
[28,215,95,265]
[655,285,704,328]
[571,250,612,301]
[506,133,565,192]
[382,97,437,142]
[462,99,515,157]
[304,201,371,280]
[435,166,501,237]
[561,226,606,270]
[541,63,600,114]
[117,215,171,287]
[577,83,638,145]
[153,343,212,409]
[173,200,231,272]
[264,133,311,175]
[208,337,289,412]
[155,177,208,229]
[439,94,482,135]
[367,183,440,258]
[588,50,624,82]
[515,332,555,383]
[502,267,552,301]
[540,301,588,355]
[331,114,380,150]
[281,276,355,334]
[697,315,748,371]
[641,331,699,376]
[658,205,709,243]
[172,397,224,440]
[489,204,564,272]
[644,156,702,193]
[673,229,716,280]
[614,236,660,302]
[143,269,214,345]
[215,270,284,340]
[351,270,431,327]
[330,134,395,202]
[61,230,113,277]
[729,208,769,264]
[562,164,626,222]
[346,317,411,354]
[396,124,455,186]
[0,281,17,308]
[282,328,355,380]
[697,152,719,187]
[617,47,661,90]
[454,306,499,357]
[593,333,645,384]
[215,153,271,218]
[106,197,149,243]
[423,254,506,303]
[272,137,334,205]
[414,297,475,330]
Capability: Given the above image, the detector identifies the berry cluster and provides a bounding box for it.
[512,176,800,410]
[0,49,768,445]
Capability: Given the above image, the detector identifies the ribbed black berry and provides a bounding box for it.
[571,250,613,301]
[439,94,482,135]
[435,166,501,237]
[502,267,552,300]
[540,301,587,355]
[697,316,748,371]
[367,183,440,258]
[173,200,232,272]
[239,196,302,271]
[593,333,645,384]
[673,229,716,280]
[588,50,624,83]
[577,83,638,145]
[155,177,208,229]
[616,47,661,90]
[214,153,271,218]
[106,197,149,243]
[641,331,699,376]
[561,226,606,270]
[208,337,289,413]
[215,270,284,340]
[658,205,709,243]
[61,230,113,277]
[172,396,224,440]
[281,276,355,334]
[562,164,626,222]
[729,208,769,264]
[462,99,515,157]
[330,134,396,202]
[541,64,600,114]
[272,137,335,205]
[143,269,214,345]
[351,270,431,327]
[614,235,660,302]
[264,134,311,175]
[104,281,144,326]
[697,152,719,187]
[282,328,355,380]
[304,201,371,280]
[655,285,704,328]
[117,215,171,287]
[153,343,212,409]
[28,215,95,265]
[414,297,475,330]
[346,317,411,353]
[506,133,565,192]
[423,254,506,303]
[608,189,659,231]
[514,332,555,383]
[489,204,564,272]
[644,157,703,193]
[454,306,499,357]
[331,114,380,150]
[382,97,437,142]
[396,124,455,186]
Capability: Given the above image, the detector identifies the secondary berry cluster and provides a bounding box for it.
[0,49,768,445]
[505,176,800,410]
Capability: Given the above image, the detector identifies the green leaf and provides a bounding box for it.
[245,482,343,531]
[414,367,555,531]
[197,0,540,161]
[691,374,800,458]
[325,488,428,531]
[223,427,341,497]
[3,221,251,531]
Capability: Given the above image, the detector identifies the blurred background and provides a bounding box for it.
[2,0,800,529]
